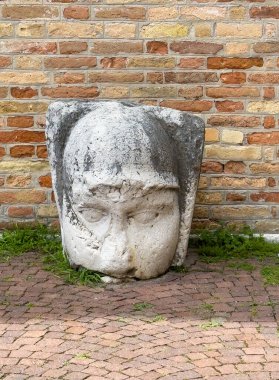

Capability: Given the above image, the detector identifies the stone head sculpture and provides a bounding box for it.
[46,101,204,279]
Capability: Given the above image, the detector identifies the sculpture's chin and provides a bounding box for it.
[65,248,172,280]
[96,267,168,280]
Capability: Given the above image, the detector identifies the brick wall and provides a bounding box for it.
[0,0,278,232]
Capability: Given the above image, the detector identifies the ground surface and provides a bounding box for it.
[0,251,278,380]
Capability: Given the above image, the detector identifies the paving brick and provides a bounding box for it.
[0,252,278,378]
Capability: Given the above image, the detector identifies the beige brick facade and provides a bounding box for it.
[0,0,278,231]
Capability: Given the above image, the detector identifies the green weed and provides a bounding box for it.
[133,302,154,311]
[191,226,279,263]
[200,318,223,330]
[170,265,188,273]
[0,224,52,261]
[228,262,256,272]
[201,303,214,312]
[250,303,258,318]
[3,276,13,282]
[75,352,91,360]
[150,315,167,323]
[0,299,10,306]
[0,224,102,286]
[117,316,129,323]
[261,266,279,285]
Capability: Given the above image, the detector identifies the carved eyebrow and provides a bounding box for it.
[89,184,179,197]
[75,192,176,210]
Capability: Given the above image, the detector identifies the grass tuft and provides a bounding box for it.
[0,224,102,286]
[191,225,279,263]
[133,302,153,311]
[170,265,188,273]
[261,266,279,285]
[200,318,224,330]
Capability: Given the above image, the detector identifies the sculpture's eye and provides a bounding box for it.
[129,210,160,224]
[79,208,108,223]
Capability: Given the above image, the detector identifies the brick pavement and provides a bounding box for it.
[0,251,278,380]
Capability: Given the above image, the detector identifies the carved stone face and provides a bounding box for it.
[61,108,180,279]
[62,182,180,279]
[46,101,205,279]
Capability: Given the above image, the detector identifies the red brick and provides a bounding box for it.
[48,0,80,2]
[268,177,276,187]
[208,57,263,69]
[100,57,127,69]
[0,88,8,98]
[0,147,5,158]
[206,87,259,98]
[89,72,143,83]
[54,73,85,84]
[92,41,143,54]
[160,100,213,112]
[0,131,45,143]
[63,6,89,19]
[10,145,35,158]
[251,192,279,202]
[207,115,260,128]
[194,358,220,368]
[264,116,275,129]
[264,87,275,99]
[201,161,223,173]
[95,7,145,20]
[250,7,279,19]
[179,58,205,69]
[248,132,279,145]
[253,42,279,53]
[6,174,31,187]
[44,57,96,69]
[215,101,244,112]
[0,41,57,54]
[220,72,246,84]
[250,163,279,174]
[7,116,33,128]
[146,41,168,55]
[36,145,48,158]
[11,87,38,99]
[39,174,52,188]
[146,72,163,84]
[59,41,88,54]
[0,56,12,68]
[249,73,279,84]
[2,6,59,19]
[0,190,46,204]
[8,206,34,218]
[178,86,203,99]
[42,86,99,98]
[226,193,246,202]
[170,41,223,54]
[165,72,218,83]
[224,161,246,174]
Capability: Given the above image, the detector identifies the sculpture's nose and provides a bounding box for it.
[101,214,133,273]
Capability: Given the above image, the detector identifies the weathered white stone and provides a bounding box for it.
[46,101,204,279]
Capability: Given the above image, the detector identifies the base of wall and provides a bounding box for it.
[257,234,279,243]
[190,233,279,244]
